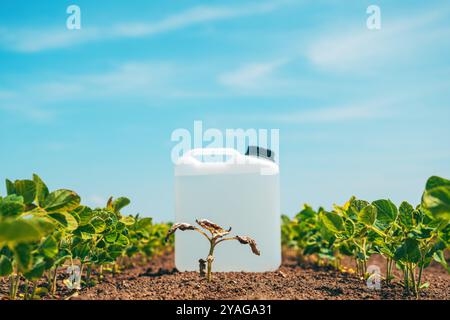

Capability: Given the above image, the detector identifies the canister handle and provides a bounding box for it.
[183,148,242,163]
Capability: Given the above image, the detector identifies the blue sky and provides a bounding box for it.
[1,0,449,221]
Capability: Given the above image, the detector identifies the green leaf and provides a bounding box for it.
[372,199,398,224]
[73,206,93,226]
[0,255,13,276]
[321,211,345,233]
[76,223,96,235]
[425,176,450,191]
[433,250,450,273]
[120,216,135,226]
[39,236,58,259]
[350,199,370,215]
[30,218,56,235]
[112,197,130,213]
[115,234,130,246]
[295,204,317,221]
[24,259,46,281]
[47,212,79,231]
[115,222,126,232]
[0,197,25,218]
[0,219,42,245]
[14,243,32,272]
[422,186,450,221]
[90,217,106,233]
[14,180,36,205]
[33,174,49,207]
[358,205,377,225]
[105,232,118,243]
[137,217,153,229]
[44,189,81,212]
[107,245,125,259]
[394,238,421,263]
[5,179,16,195]
[399,201,415,228]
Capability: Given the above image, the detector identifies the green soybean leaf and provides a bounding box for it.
[394,238,421,263]
[425,176,450,191]
[39,236,58,259]
[5,179,16,195]
[30,218,55,235]
[73,206,93,226]
[137,218,153,229]
[120,216,135,226]
[0,219,42,245]
[350,199,370,216]
[321,211,344,233]
[399,201,415,228]
[44,189,81,212]
[32,174,49,207]
[76,223,96,235]
[115,222,126,232]
[112,197,130,213]
[3,194,24,203]
[0,197,25,218]
[14,243,32,272]
[108,245,125,259]
[115,234,130,246]
[380,246,395,259]
[358,205,377,225]
[422,186,450,221]
[90,217,106,233]
[432,250,450,273]
[0,255,13,276]
[137,217,153,229]
[105,232,118,243]
[48,212,79,231]
[14,180,36,205]
[295,205,316,220]
[24,259,46,281]
[372,199,398,224]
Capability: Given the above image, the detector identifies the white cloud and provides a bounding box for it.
[306,9,450,72]
[218,59,288,91]
[242,97,403,125]
[0,59,229,121]
[0,89,55,122]
[0,27,101,52]
[0,1,293,52]
[114,1,286,37]
[271,104,389,124]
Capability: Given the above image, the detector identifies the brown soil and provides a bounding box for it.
[1,250,449,300]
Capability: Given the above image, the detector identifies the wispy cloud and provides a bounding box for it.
[235,96,404,125]
[306,9,450,72]
[33,62,176,99]
[270,104,390,124]
[0,1,293,52]
[0,61,212,122]
[0,89,55,122]
[114,1,289,37]
[218,59,289,91]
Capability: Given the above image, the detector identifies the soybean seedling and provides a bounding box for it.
[165,219,260,282]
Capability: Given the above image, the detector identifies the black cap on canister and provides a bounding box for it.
[245,146,275,162]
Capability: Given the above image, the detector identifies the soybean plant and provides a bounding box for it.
[165,219,260,282]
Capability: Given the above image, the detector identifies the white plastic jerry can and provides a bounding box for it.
[174,147,281,272]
